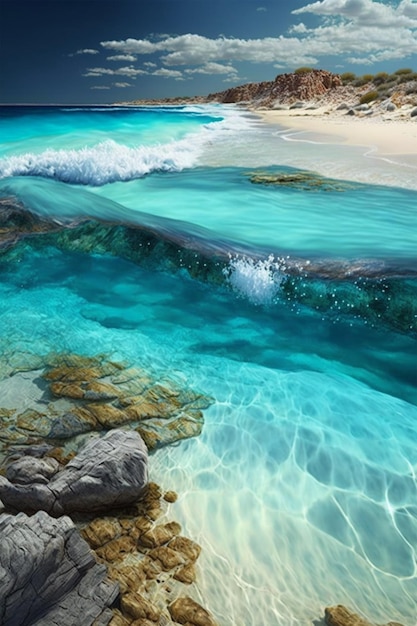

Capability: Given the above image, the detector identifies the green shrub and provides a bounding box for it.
[359,90,379,104]
[294,67,313,74]
[340,72,356,83]
[361,74,374,83]
[394,68,413,75]
[373,72,389,85]
[353,78,369,87]
[398,72,417,84]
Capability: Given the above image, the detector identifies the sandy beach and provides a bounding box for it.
[258,107,417,156]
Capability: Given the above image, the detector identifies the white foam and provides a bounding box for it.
[223,255,286,305]
[0,105,251,186]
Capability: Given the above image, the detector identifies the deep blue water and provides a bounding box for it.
[0,104,416,626]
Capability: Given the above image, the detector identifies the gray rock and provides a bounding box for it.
[354,103,370,111]
[289,101,305,109]
[336,103,349,110]
[385,102,397,111]
[0,511,118,626]
[6,456,60,485]
[410,107,417,117]
[0,429,148,515]
[50,429,148,515]
[346,109,356,116]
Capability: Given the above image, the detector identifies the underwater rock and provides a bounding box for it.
[80,481,214,625]
[324,605,404,626]
[168,596,218,626]
[0,429,148,515]
[248,170,355,192]
[0,510,118,626]
[0,353,213,463]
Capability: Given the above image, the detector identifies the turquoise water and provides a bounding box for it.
[0,105,416,625]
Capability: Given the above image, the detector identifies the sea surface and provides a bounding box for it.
[0,104,417,625]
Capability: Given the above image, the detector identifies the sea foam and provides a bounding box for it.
[0,105,249,186]
[0,138,201,185]
[224,255,286,305]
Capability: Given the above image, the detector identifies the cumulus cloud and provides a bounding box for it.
[113,82,132,87]
[185,62,238,75]
[152,68,184,79]
[107,54,137,62]
[92,2,417,81]
[69,48,99,57]
[292,0,417,28]
[84,66,147,78]
[101,38,157,54]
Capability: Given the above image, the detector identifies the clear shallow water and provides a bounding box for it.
[0,105,416,625]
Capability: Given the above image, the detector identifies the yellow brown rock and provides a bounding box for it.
[138,522,181,549]
[173,562,196,585]
[96,535,137,562]
[121,591,160,621]
[81,518,121,549]
[324,606,403,626]
[109,609,131,626]
[86,403,129,427]
[163,490,178,503]
[108,563,146,594]
[148,546,185,571]
[45,365,103,382]
[169,537,201,563]
[168,596,217,626]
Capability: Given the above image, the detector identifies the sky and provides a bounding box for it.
[1,0,417,104]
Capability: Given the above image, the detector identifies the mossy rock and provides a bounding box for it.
[248,170,355,192]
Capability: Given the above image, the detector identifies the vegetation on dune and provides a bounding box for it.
[294,66,314,74]
[359,90,379,104]
[337,67,417,103]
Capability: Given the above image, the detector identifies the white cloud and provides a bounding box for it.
[289,22,309,34]
[84,66,147,78]
[257,6,267,11]
[69,48,99,57]
[113,82,132,88]
[185,62,238,75]
[292,0,417,28]
[107,54,137,62]
[101,38,157,54]
[152,68,184,79]
[90,85,110,90]
[399,0,417,18]
[94,3,417,79]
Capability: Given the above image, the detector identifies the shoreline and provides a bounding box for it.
[256,107,417,157]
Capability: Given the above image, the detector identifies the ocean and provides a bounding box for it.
[0,104,416,625]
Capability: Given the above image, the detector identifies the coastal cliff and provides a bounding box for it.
[207,68,343,106]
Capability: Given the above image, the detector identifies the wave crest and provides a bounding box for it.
[0,138,202,186]
[223,255,287,305]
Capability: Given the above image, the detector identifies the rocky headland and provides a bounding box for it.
[121,67,417,121]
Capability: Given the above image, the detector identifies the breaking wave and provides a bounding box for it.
[0,105,250,186]
[0,138,203,186]
[223,255,287,305]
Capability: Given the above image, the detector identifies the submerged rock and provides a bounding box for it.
[0,353,213,463]
[168,596,218,626]
[248,169,355,192]
[0,510,118,626]
[0,429,148,515]
[324,605,404,626]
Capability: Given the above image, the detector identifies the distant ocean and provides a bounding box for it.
[0,104,416,625]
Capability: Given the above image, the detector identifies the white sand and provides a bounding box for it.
[258,107,417,156]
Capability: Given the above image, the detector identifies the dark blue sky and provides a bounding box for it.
[1,0,417,104]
